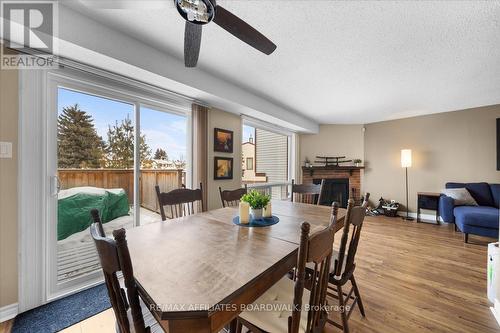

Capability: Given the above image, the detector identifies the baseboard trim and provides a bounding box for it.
[492,299,500,327]
[0,303,18,322]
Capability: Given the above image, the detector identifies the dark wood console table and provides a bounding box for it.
[417,192,440,224]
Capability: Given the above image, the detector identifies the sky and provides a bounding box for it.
[242,125,255,143]
[58,88,187,161]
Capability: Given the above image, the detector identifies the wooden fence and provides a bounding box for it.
[58,169,185,212]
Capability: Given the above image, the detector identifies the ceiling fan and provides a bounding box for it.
[175,0,277,67]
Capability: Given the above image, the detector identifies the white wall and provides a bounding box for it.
[207,109,243,210]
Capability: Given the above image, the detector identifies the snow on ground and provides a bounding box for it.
[57,207,161,252]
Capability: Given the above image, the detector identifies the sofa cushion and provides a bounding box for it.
[442,188,478,206]
[446,182,494,207]
[453,206,499,229]
[490,184,500,208]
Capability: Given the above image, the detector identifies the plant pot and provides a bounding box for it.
[355,163,361,167]
[250,208,263,220]
[305,162,310,168]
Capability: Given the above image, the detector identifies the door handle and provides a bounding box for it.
[52,175,61,196]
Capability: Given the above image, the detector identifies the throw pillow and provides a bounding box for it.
[442,188,478,206]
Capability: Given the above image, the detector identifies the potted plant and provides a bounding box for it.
[353,159,362,167]
[304,157,311,168]
[241,190,271,220]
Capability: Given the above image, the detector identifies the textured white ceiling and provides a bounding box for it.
[66,1,500,124]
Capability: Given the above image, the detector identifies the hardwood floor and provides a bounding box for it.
[1,216,497,333]
[0,320,12,333]
[324,215,498,333]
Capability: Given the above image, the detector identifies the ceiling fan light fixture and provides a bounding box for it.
[177,0,211,23]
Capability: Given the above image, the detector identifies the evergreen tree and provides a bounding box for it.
[153,148,168,160]
[58,104,104,168]
[105,116,151,168]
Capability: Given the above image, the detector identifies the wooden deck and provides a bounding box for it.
[58,242,99,282]
[57,208,161,283]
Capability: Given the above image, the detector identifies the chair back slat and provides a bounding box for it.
[156,183,204,220]
[334,195,369,280]
[291,179,325,205]
[219,185,247,208]
[90,211,149,333]
[362,192,370,207]
[290,202,339,333]
[90,209,106,237]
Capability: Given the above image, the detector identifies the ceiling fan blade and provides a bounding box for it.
[184,22,202,67]
[213,6,276,55]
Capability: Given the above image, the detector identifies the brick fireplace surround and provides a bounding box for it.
[301,166,363,203]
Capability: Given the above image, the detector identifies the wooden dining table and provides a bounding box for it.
[125,200,346,333]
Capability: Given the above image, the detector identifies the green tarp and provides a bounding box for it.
[57,190,130,241]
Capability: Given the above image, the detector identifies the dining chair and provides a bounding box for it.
[326,195,369,333]
[219,184,247,208]
[155,183,204,220]
[291,179,325,205]
[236,207,338,333]
[90,217,163,332]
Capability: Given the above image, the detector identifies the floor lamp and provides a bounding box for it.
[401,149,414,221]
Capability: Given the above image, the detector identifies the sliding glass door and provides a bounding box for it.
[55,88,137,289]
[46,71,190,300]
[139,106,188,222]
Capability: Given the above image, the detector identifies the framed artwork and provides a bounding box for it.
[214,128,233,153]
[214,157,233,180]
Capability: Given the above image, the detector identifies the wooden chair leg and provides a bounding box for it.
[236,320,242,333]
[350,275,365,317]
[464,233,469,243]
[454,223,458,232]
[337,285,349,333]
[228,318,237,333]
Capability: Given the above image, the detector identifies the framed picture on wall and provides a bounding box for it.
[214,128,233,153]
[214,157,233,180]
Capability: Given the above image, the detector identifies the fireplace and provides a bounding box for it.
[313,178,349,208]
[302,165,363,208]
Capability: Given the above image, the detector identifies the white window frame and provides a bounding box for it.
[19,63,193,310]
[242,116,296,185]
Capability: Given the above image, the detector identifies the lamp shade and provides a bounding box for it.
[401,149,412,168]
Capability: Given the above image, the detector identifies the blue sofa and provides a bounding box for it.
[439,182,499,243]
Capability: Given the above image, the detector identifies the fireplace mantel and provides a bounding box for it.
[302,166,365,177]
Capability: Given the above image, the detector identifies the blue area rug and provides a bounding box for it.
[12,284,111,333]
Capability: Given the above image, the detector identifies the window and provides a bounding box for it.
[242,122,292,200]
[246,157,254,170]
[140,106,187,221]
